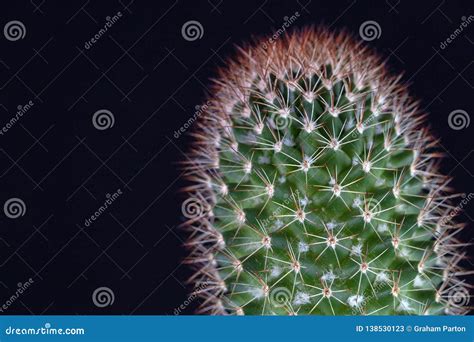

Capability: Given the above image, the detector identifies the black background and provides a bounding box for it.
[0,0,473,315]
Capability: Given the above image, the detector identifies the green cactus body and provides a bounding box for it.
[183,29,467,315]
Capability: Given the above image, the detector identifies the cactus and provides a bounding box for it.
[182,28,469,315]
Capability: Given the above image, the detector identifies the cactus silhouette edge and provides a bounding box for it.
[181,27,469,315]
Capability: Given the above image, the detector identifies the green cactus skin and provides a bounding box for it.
[183,28,469,315]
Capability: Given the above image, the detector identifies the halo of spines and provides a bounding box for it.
[181,27,469,315]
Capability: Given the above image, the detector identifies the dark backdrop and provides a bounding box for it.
[0,0,472,315]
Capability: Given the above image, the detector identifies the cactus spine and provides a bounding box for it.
[183,28,469,315]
